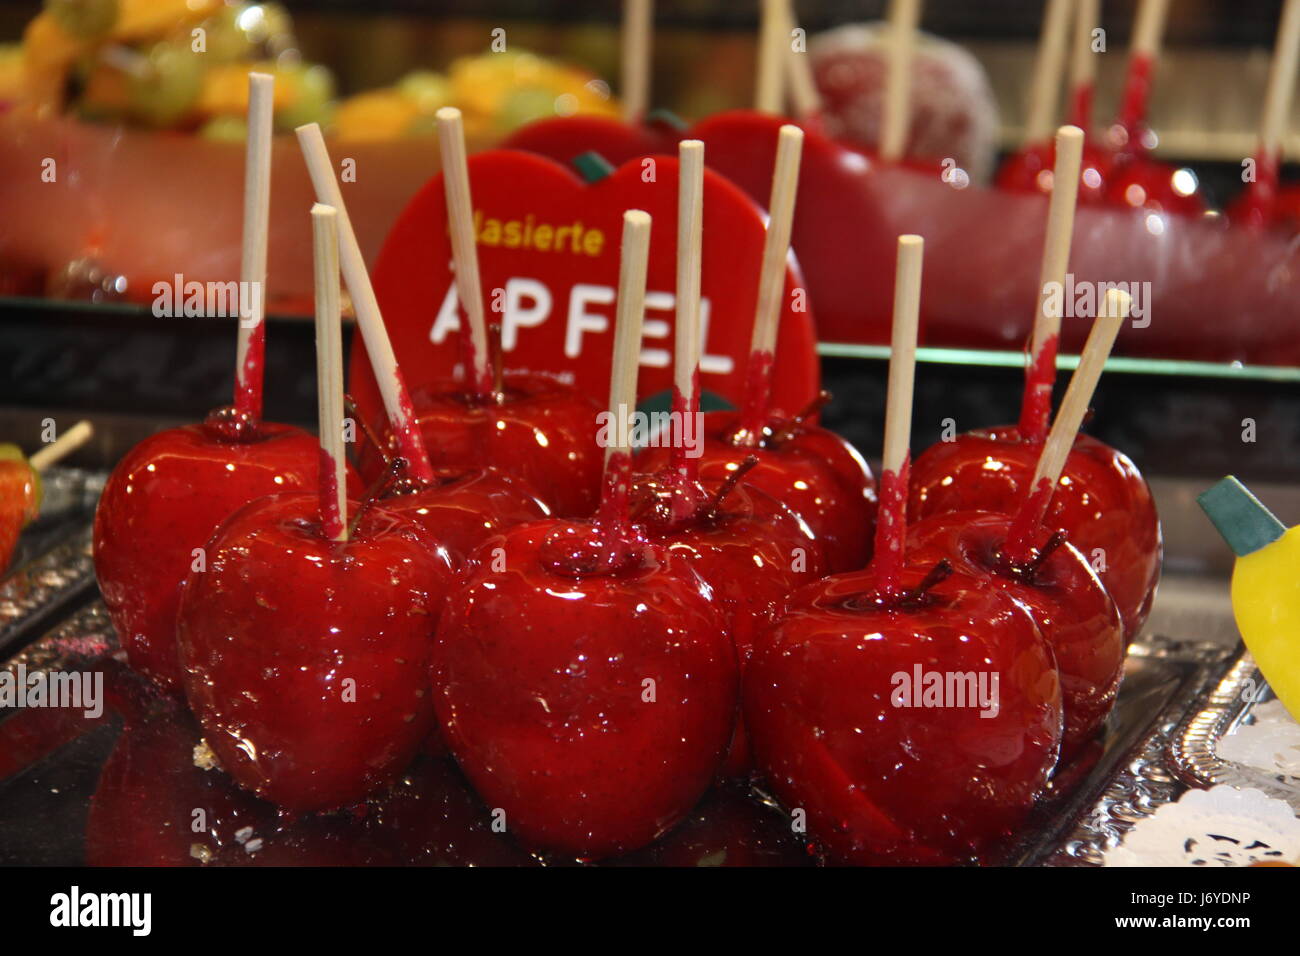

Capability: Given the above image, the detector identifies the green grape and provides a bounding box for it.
[273,63,335,132]
[199,115,248,141]
[495,87,560,133]
[45,0,119,39]
[197,5,256,64]
[127,42,205,127]
[397,70,451,112]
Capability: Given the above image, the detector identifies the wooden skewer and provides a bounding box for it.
[880,0,922,162]
[871,234,924,599]
[1069,0,1101,129]
[1261,0,1300,162]
[435,107,493,397]
[749,124,803,360]
[295,122,435,484]
[1132,0,1170,60]
[780,0,823,119]
[29,421,93,472]
[622,0,653,123]
[1029,125,1085,363]
[1024,0,1072,144]
[606,211,653,466]
[1033,289,1131,491]
[311,203,348,543]
[233,72,274,420]
[755,0,787,113]
[882,236,923,477]
[675,140,704,413]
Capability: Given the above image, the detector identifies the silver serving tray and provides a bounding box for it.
[0,472,1248,866]
[1169,651,1300,809]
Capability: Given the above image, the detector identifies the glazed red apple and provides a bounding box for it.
[996,138,1111,205]
[93,409,335,691]
[1104,150,1206,217]
[744,560,1063,865]
[368,461,551,567]
[908,426,1160,641]
[906,510,1124,758]
[630,468,825,776]
[431,518,737,859]
[364,374,603,518]
[177,492,456,813]
[638,408,876,572]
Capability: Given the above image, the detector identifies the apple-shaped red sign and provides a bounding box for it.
[350,149,821,432]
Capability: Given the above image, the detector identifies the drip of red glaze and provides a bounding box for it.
[458,305,495,402]
[1018,332,1058,443]
[389,368,436,484]
[668,369,703,522]
[318,447,344,540]
[594,451,637,571]
[869,455,911,601]
[1238,152,1281,228]
[1114,53,1155,149]
[234,321,265,422]
[490,322,506,399]
[1002,476,1057,566]
[736,350,775,445]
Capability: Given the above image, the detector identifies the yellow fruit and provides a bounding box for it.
[110,0,223,43]
[195,61,290,117]
[1231,526,1300,719]
[332,90,420,142]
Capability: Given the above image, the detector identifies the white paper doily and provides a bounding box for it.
[1105,785,1300,866]
[1220,699,1300,779]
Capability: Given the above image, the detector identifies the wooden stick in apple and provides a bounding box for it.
[1023,0,1071,147]
[871,234,923,599]
[622,0,653,123]
[597,210,652,563]
[1248,0,1300,205]
[755,0,787,114]
[738,123,803,439]
[435,106,494,399]
[28,420,93,472]
[880,0,922,163]
[1018,124,1085,443]
[311,203,348,543]
[780,0,822,120]
[233,72,274,422]
[1004,288,1132,562]
[1114,0,1170,141]
[1068,0,1101,130]
[295,122,436,484]
[669,139,705,520]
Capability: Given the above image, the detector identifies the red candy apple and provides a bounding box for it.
[177,492,456,812]
[744,559,1062,865]
[638,405,876,573]
[906,510,1123,758]
[996,138,1111,205]
[398,374,603,518]
[430,517,737,859]
[908,426,1160,642]
[94,410,330,691]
